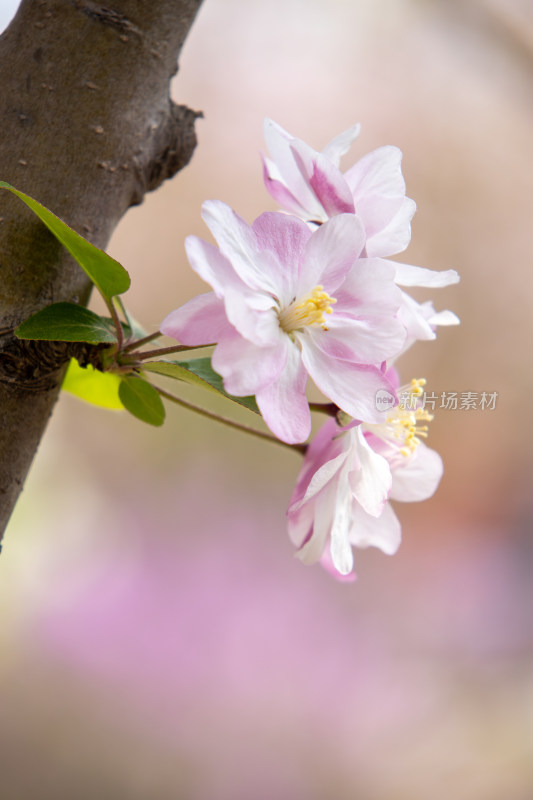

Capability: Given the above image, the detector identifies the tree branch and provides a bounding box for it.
[0,0,204,541]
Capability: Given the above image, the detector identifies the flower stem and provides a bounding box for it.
[123,342,215,363]
[121,331,162,352]
[155,385,306,455]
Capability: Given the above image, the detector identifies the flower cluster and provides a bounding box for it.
[162,119,459,579]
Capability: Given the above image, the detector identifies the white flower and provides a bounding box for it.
[287,379,443,578]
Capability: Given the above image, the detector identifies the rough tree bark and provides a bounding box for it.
[0,0,204,541]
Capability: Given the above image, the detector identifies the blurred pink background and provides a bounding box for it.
[1,0,532,797]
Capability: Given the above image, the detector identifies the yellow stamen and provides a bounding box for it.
[366,378,434,459]
[278,285,337,334]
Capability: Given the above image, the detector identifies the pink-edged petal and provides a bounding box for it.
[201,200,279,295]
[292,141,355,218]
[389,443,443,502]
[288,418,344,509]
[393,261,460,288]
[318,546,357,582]
[349,501,401,555]
[299,214,365,295]
[263,119,324,220]
[344,145,406,198]
[307,314,406,364]
[365,197,416,257]
[321,123,361,168]
[334,257,402,316]
[289,451,348,514]
[349,427,392,516]
[212,331,288,397]
[252,212,310,304]
[300,340,397,424]
[261,154,310,219]
[255,340,310,444]
[185,235,283,348]
[160,292,231,346]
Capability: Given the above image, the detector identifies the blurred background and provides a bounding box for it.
[1,0,532,797]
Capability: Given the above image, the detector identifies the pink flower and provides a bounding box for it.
[262,118,416,257]
[161,200,407,444]
[262,120,460,342]
[287,379,443,578]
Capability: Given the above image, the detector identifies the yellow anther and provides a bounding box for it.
[365,377,434,459]
[278,285,337,334]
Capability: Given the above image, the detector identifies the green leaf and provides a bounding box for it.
[62,359,124,409]
[119,375,165,426]
[0,181,130,299]
[14,302,118,343]
[142,357,260,415]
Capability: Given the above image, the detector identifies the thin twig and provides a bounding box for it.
[121,331,162,352]
[155,384,307,455]
[123,342,215,363]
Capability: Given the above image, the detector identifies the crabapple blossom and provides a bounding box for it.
[161,200,407,444]
[262,120,460,344]
[287,379,443,579]
[262,118,416,257]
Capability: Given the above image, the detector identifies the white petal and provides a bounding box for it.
[398,294,437,343]
[349,502,402,555]
[393,261,460,288]
[427,309,460,326]
[308,314,406,364]
[185,235,245,298]
[350,427,392,516]
[321,123,361,168]
[300,341,397,424]
[365,197,416,258]
[344,145,406,198]
[390,443,443,502]
[223,285,279,347]
[329,466,355,575]
[201,200,279,295]
[287,495,315,549]
[297,478,337,566]
[335,257,402,316]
